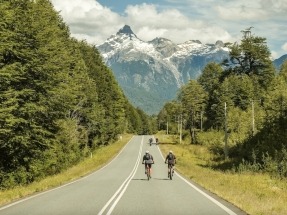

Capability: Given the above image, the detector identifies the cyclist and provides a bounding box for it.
[149,138,153,146]
[142,150,154,174]
[155,138,159,145]
[165,150,176,176]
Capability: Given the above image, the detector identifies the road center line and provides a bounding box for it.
[0,137,136,212]
[98,136,144,215]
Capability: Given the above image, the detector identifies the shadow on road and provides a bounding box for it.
[132,178,171,181]
[132,178,148,181]
[152,178,172,180]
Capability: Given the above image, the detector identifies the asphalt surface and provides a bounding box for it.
[0,135,247,215]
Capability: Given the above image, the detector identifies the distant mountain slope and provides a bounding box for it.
[97,25,285,115]
[273,54,287,70]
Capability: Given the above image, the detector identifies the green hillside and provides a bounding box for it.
[0,0,155,189]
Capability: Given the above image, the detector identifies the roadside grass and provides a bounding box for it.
[157,133,287,215]
[0,134,133,207]
[2,133,287,214]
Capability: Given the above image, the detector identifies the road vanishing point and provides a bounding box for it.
[0,135,246,215]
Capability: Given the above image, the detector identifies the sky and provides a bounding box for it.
[50,0,287,59]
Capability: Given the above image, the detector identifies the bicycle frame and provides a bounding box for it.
[143,159,153,180]
[168,163,173,180]
[146,165,151,180]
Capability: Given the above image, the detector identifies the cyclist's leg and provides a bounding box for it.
[148,164,152,176]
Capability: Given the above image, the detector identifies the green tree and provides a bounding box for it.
[0,0,141,188]
[136,108,151,135]
[125,102,142,134]
[157,101,181,134]
[178,80,207,143]
[78,43,126,145]
[264,76,287,124]
[0,0,64,184]
[198,62,223,129]
[198,62,223,93]
[279,60,287,81]
[226,28,275,89]
[240,74,287,163]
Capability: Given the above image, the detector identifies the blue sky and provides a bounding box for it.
[51,0,287,59]
[97,0,162,13]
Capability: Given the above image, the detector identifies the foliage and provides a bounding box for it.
[198,62,224,129]
[157,28,287,178]
[157,101,181,134]
[159,137,287,215]
[0,0,148,189]
[178,80,207,143]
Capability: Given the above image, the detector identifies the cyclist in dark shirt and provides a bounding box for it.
[165,151,176,176]
[142,150,154,174]
[149,138,153,146]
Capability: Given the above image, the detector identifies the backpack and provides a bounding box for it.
[168,154,174,160]
[167,154,175,164]
[145,154,151,160]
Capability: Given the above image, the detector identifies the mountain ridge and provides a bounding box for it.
[273,54,287,70]
[97,25,230,114]
[97,25,286,115]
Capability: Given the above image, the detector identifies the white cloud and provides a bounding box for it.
[260,0,287,14]
[125,4,191,28]
[215,4,267,21]
[49,0,286,57]
[51,0,124,44]
[136,27,168,41]
[123,4,233,44]
[50,1,234,45]
[271,50,279,60]
[214,0,287,21]
[282,43,287,51]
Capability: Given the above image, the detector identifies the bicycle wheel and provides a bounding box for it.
[168,166,172,180]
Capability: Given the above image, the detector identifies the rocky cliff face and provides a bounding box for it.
[97,25,230,114]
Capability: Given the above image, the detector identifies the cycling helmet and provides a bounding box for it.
[169,150,173,154]
[146,150,149,154]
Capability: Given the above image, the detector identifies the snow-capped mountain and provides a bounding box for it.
[97,25,230,114]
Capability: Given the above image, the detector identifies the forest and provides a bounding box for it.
[1,0,287,190]
[157,29,287,178]
[0,0,156,189]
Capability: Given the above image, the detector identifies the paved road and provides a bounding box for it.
[0,135,246,215]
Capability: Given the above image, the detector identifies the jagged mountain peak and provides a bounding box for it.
[97,27,231,114]
[97,27,286,114]
[116,25,137,38]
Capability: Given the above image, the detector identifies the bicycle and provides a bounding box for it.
[149,138,153,146]
[166,161,174,180]
[143,160,154,180]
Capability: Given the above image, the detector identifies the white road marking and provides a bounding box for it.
[156,144,238,215]
[98,136,144,215]
[0,136,135,211]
